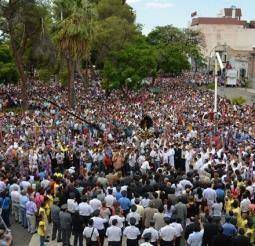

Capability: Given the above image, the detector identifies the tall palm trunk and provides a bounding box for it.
[67,57,75,108]
[76,60,86,87]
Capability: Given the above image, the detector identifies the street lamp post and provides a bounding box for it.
[214,55,218,113]
[208,45,227,113]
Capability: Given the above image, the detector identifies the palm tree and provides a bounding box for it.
[55,0,96,108]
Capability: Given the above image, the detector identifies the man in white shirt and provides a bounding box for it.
[19,177,31,191]
[123,217,141,246]
[109,211,125,229]
[142,221,159,246]
[202,184,217,208]
[9,179,21,194]
[162,148,170,165]
[10,186,21,222]
[141,160,151,175]
[170,218,183,246]
[168,146,175,167]
[67,193,78,214]
[126,205,140,226]
[83,219,100,244]
[40,177,50,189]
[240,193,251,213]
[106,219,122,246]
[104,189,115,207]
[89,197,102,212]
[159,217,177,245]
[78,197,93,225]
[91,210,107,246]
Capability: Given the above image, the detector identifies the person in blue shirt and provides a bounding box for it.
[0,191,11,227]
[115,186,122,201]
[215,184,225,203]
[222,216,237,238]
[19,190,29,228]
[118,191,131,216]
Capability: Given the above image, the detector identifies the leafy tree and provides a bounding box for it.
[102,41,157,92]
[97,0,135,23]
[94,16,138,67]
[148,25,205,77]
[0,43,18,83]
[156,44,190,76]
[147,25,185,45]
[92,0,138,68]
[0,0,49,108]
[183,29,206,75]
[54,0,97,107]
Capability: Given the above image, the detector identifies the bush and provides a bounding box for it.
[232,96,246,106]
[58,69,68,87]
[243,80,252,88]
[206,83,215,90]
[38,68,52,83]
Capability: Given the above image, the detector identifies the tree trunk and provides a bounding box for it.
[193,60,198,79]
[67,58,75,109]
[84,59,89,85]
[76,60,86,87]
[10,37,27,109]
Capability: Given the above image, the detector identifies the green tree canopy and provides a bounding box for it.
[0,43,18,83]
[102,41,157,91]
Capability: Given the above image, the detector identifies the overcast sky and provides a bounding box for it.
[126,0,255,34]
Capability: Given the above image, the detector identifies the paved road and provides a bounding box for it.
[9,216,32,246]
[215,86,255,105]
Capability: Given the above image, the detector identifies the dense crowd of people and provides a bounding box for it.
[0,75,254,246]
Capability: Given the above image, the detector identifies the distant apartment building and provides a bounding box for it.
[190,6,255,87]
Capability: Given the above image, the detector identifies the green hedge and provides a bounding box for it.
[232,96,246,106]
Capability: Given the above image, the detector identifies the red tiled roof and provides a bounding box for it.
[224,8,242,17]
[191,17,245,26]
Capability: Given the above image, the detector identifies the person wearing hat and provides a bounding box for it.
[159,217,177,246]
[105,218,122,246]
[51,197,62,242]
[142,221,159,246]
[59,204,72,246]
[140,233,153,246]
[126,205,140,227]
[83,219,100,246]
[123,217,141,246]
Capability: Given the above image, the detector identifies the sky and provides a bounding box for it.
[126,0,255,34]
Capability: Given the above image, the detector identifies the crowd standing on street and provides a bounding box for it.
[0,75,255,246]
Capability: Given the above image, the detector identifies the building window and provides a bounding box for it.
[240,68,246,78]
[223,54,227,62]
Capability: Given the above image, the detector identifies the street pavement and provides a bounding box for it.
[215,86,255,105]
[9,216,32,246]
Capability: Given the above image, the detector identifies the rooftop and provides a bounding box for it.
[224,7,242,18]
[191,17,245,26]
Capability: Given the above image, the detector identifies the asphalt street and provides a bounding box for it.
[9,216,32,246]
